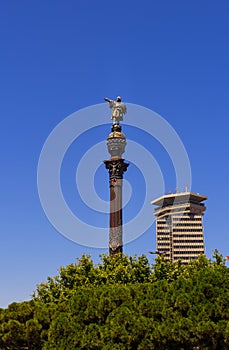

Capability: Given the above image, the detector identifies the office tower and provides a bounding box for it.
[152,192,207,264]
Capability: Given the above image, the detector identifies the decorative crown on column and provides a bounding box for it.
[106,124,127,159]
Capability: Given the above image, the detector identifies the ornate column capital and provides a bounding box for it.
[104,159,129,181]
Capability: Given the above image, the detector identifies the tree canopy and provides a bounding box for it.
[1,251,229,349]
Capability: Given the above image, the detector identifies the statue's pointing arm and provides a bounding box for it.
[104,97,115,109]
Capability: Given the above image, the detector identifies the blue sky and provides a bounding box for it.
[0,1,229,307]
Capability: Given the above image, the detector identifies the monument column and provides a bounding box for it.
[103,96,128,255]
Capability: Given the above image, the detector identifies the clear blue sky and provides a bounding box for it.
[0,1,229,307]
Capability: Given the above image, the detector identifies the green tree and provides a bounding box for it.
[42,253,229,349]
[1,251,229,349]
[34,254,153,304]
[1,319,25,349]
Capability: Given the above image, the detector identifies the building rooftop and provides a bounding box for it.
[151,191,208,207]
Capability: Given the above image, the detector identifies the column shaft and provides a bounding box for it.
[104,159,128,255]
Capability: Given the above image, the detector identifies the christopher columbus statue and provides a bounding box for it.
[104,96,127,125]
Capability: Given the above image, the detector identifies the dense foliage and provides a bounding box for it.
[1,251,229,349]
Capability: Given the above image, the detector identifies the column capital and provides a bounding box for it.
[104,158,129,181]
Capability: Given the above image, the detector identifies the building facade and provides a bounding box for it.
[151,192,207,264]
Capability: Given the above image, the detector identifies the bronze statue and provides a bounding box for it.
[104,96,127,125]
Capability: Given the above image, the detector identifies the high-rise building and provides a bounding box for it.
[151,192,207,264]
